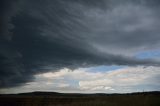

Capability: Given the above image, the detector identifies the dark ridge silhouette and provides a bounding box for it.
[1,91,160,96]
[0,91,160,106]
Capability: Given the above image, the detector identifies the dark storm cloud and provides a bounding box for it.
[0,0,23,40]
[0,0,160,88]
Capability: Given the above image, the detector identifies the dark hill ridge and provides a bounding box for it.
[0,91,160,106]
[1,91,160,96]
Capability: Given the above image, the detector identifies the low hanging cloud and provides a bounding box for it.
[0,0,160,88]
[79,66,160,92]
[1,66,160,94]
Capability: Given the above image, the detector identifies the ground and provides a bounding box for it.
[0,91,160,106]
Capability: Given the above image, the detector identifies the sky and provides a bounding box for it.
[0,0,160,94]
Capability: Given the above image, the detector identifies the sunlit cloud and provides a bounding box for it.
[1,66,160,94]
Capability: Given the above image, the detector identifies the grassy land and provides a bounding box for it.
[0,91,160,106]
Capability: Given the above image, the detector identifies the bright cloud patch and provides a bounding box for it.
[79,66,160,92]
[1,66,160,94]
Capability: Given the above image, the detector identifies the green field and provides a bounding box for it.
[0,91,160,106]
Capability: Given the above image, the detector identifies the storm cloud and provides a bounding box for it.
[0,0,160,88]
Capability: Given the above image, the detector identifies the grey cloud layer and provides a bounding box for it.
[0,0,160,88]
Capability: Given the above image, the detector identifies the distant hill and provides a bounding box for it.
[1,91,160,96]
[0,91,160,106]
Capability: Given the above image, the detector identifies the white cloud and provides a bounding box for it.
[36,68,104,80]
[81,66,160,92]
[34,66,160,93]
[79,79,113,90]
[1,66,160,94]
[56,83,70,88]
[36,68,70,79]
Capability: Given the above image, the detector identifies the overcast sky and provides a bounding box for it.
[0,0,160,94]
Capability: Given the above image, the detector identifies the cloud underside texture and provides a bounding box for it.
[0,0,160,88]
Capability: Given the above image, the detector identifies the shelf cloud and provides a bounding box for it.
[0,0,160,89]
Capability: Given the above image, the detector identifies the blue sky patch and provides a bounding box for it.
[84,65,126,72]
[136,50,160,59]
